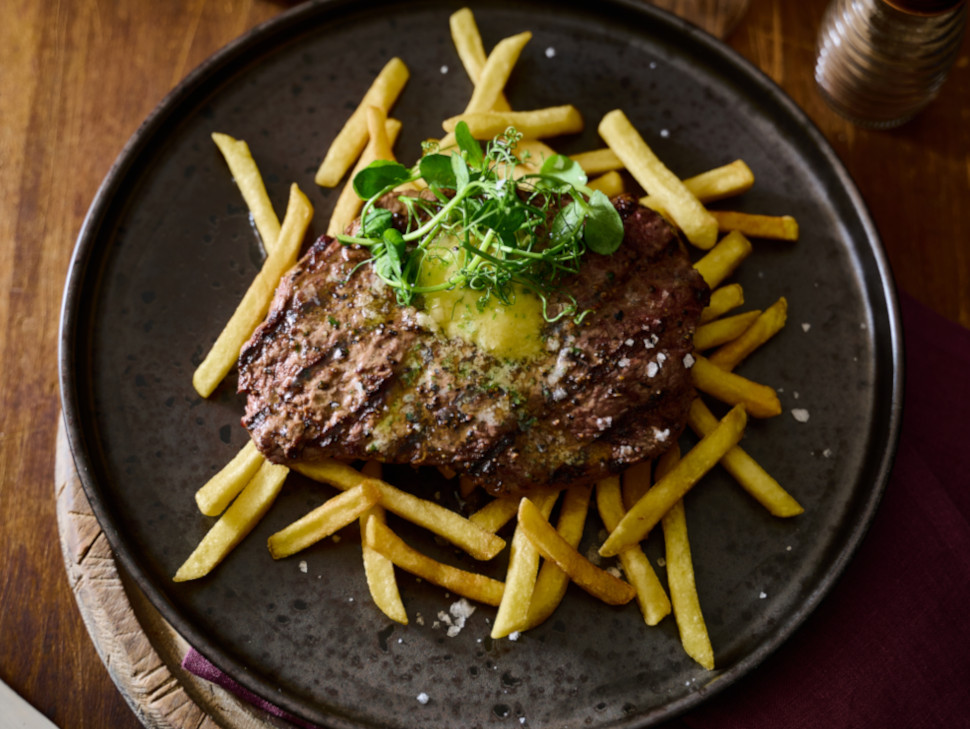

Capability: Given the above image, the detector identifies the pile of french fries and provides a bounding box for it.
[178,7,803,671]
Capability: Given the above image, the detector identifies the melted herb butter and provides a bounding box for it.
[416,235,545,360]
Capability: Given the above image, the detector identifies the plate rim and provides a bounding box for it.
[58,0,905,726]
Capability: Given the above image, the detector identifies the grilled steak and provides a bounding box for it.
[237,194,709,496]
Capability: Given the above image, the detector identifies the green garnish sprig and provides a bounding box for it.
[336,122,624,322]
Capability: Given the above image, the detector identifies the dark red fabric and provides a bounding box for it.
[183,293,970,728]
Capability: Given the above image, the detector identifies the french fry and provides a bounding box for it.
[693,310,762,351]
[463,31,531,114]
[657,445,715,670]
[192,183,313,398]
[449,8,511,111]
[708,297,788,371]
[598,109,718,249]
[458,474,477,498]
[569,147,623,175]
[596,476,671,625]
[523,483,592,629]
[195,440,266,516]
[365,106,394,162]
[687,399,803,517]
[710,211,799,241]
[326,117,402,236]
[599,405,747,557]
[359,461,408,624]
[174,460,289,581]
[587,170,624,197]
[700,283,745,323]
[442,105,583,139]
[515,138,559,165]
[314,57,410,187]
[621,460,652,509]
[519,498,636,605]
[294,460,506,560]
[211,133,281,252]
[469,496,520,533]
[491,490,559,639]
[693,230,753,289]
[364,518,505,606]
[690,356,782,418]
[267,481,381,560]
[641,159,754,209]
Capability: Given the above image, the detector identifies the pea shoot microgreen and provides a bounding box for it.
[336,122,624,322]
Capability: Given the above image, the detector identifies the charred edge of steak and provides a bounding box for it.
[237,195,710,496]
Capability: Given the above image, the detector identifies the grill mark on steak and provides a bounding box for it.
[238,195,709,496]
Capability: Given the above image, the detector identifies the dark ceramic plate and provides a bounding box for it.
[59,0,902,726]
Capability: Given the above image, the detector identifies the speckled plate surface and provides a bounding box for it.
[59,0,902,727]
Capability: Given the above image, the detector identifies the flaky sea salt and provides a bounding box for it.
[791,408,810,423]
[417,692,430,704]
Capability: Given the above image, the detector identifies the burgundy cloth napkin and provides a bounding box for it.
[183,293,970,728]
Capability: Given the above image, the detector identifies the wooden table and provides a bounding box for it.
[1,1,967,727]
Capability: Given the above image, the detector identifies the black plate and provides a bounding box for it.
[59,0,903,726]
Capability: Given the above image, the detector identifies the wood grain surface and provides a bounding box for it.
[1,1,967,728]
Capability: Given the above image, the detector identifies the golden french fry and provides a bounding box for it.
[693,230,753,289]
[469,496,520,533]
[598,109,717,249]
[449,7,511,111]
[359,462,408,621]
[458,474,477,498]
[195,440,266,516]
[515,138,559,165]
[192,183,313,398]
[569,147,623,175]
[326,117,403,236]
[359,461,407,624]
[463,31,531,114]
[693,310,763,351]
[690,355,782,418]
[641,159,755,209]
[599,405,747,557]
[519,498,636,605]
[587,170,624,197]
[621,460,652,509]
[315,57,410,187]
[700,283,745,323]
[523,483,592,630]
[364,518,505,606]
[708,297,788,371]
[687,399,803,517]
[174,460,289,581]
[294,460,506,560]
[657,445,715,670]
[491,490,559,638]
[710,211,799,241]
[365,106,394,162]
[267,481,381,560]
[211,133,282,253]
[596,476,671,625]
[442,105,583,139]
